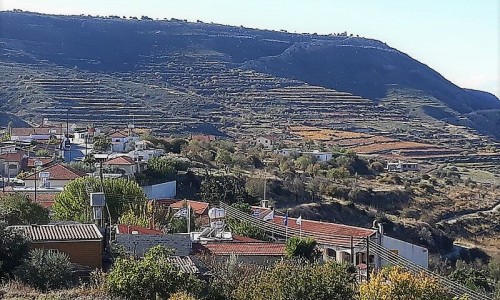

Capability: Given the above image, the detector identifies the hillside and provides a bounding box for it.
[0,11,499,140]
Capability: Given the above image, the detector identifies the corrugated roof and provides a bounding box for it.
[199,242,286,256]
[166,256,200,274]
[9,224,103,241]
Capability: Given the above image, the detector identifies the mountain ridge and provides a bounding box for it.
[0,11,499,139]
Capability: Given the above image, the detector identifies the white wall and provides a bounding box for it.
[142,180,176,199]
[24,179,71,188]
[381,235,428,268]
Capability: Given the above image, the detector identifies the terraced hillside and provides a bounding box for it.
[0,11,499,143]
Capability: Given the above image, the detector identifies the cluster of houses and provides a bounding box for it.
[6,198,429,279]
[1,127,427,279]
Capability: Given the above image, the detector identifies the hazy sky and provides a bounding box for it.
[2,0,499,97]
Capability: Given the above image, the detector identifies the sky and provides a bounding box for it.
[1,0,499,97]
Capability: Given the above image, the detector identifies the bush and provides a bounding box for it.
[0,193,49,225]
[106,245,203,299]
[14,249,74,291]
[285,237,320,262]
[234,260,357,300]
[0,222,29,280]
[360,266,455,300]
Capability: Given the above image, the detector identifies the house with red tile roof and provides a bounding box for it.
[171,200,210,226]
[26,157,54,172]
[23,163,85,188]
[247,205,428,270]
[0,151,27,177]
[106,130,139,153]
[103,156,138,176]
[170,200,209,216]
[10,127,65,142]
[195,242,286,264]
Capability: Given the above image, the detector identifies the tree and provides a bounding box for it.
[93,136,111,152]
[106,245,203,299]
[200,175,250,205]
[0,222,29,279]
[0,193,49,225]
[53,177,147,222]
[295,155,313,171]
[215,148,233,169]
[227,219,268,241]
[285,237,320,262]
[449,267,493,293]
[234,260,356,300]
[359,266,455,300]
[14,249,74,291]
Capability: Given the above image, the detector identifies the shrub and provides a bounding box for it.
[14,249,74,291]
[106,245,203,299]
[285,237,320,262]
[0,222,29,279]
[359,266,454,300]
[234,260,357,300]
[0,193,49,225]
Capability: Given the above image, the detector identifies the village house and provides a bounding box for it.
[23,163,85,189]
[107,130,139,153]
[25,157,54,173]
[103,156,138,177]
[248,201,428,271]
[274,148,333,162]
[255,136,276,150]
[386,161,420,172]
[0,151,28,177]
[9,223,103,269]
[170,200,210,225]
[10,127,65,143]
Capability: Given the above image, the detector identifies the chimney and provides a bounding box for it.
[261,199,269,208]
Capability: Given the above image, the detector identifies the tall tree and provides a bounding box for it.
[0,193,49,225]
[53,177,147,222]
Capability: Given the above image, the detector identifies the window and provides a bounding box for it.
[8,164,17,169]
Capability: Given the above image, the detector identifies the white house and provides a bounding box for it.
[274,149,333,162]
[301,150,333,162]
[103,156,138,177]
[107,130,140,153]
[386,161,419,172]
[255,136,276,150]
[23,163,85,188]
[252,206,429,271]
[10,127,65,143]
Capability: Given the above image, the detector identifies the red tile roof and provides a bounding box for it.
[11,127,63,136]
[116,224,163,235]
[0,151,26,162]
[149,198,177,206]
[199,242,285,256]
[232,234,264,242]
[25,163,85,180]
[104,156,136,165]
[272,215,376,238]
[27,157,54,167]
[171,200,209,216]
[108,131,128,138]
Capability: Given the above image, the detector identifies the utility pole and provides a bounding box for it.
[33,160,42,203]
